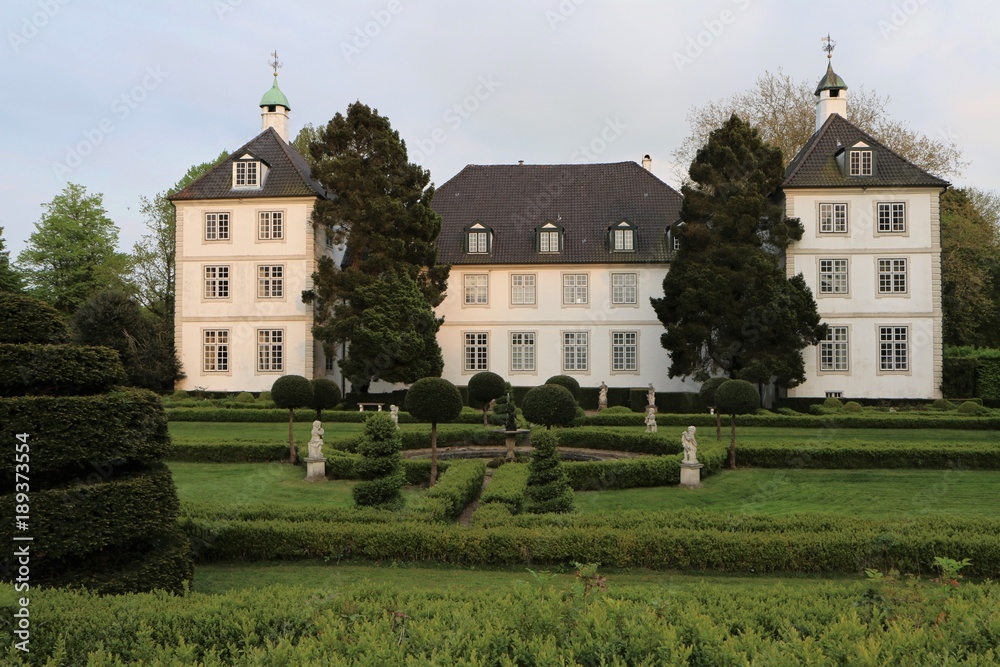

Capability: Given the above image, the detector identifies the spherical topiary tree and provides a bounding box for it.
[842,400,863,413]
[544,374,580,400]
[823,396,844,410]
[698,377,728,441]
[271,375,313,464]
[522,384,577,429]
[234,391,255,403]
[715,379,760,469]
[310,378,342,421]
[468,371,507,427]
[958,400,988,416]
[524,429,574,513]
[353,412,405,510]
[405,377,464,485]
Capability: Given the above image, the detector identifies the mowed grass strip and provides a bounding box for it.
[168,421,475,445]
[573,468,1000,517]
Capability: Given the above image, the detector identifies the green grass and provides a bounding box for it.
[573,468,1000,517]
[168,462,419,508]
[168,421,474,445]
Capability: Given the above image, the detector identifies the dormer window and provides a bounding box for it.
[610,220,635,252]
[537,222,562,253]
[848,144,873,176]
[233,154,265,189]
[465,222,491,254]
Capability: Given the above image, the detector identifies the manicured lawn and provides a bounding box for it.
[168,420,475,445]
[574,468,1000,517]
[168,462,420,507]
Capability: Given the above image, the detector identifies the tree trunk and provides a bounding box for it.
[483,407,488,427]
[430,422,438,487]
[715,410,722,441]
[728,414,736,470]
[288,409,297,464]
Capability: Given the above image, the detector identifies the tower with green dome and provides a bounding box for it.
[260,51,291,141]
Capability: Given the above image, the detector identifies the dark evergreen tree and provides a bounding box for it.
[353,412,405,510]
[0,227,23,293]
[306,102,450,392]
[524,430,574,514]
[651,114,825,390]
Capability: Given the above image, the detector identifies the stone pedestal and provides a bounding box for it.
[679,461,704,488]
[304,456,327,482]
[492,428,530,461]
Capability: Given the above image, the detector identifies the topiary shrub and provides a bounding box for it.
[171,390,190,400]
[522,384,577,429]
[468,371,507,426]
[842,401,863,413]
[352,412,405,510]
[699,377,728,441]
[234,391,255,403]
[823,396,844,409]
[544,374,580,400]
[0,292,69,344]
[310,378,342,421]
[404,377,464,485]
[271,375,313,464]
[524,430,574,514]
[258,391,271,402]
[716,379,760,469]
[932,398,955,411]
[958,400,988,416]
[601,405,633,414]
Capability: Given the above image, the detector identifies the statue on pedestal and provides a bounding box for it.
[307,420,325,460]
[647,383,656,410]
[681,426,699,464]
[598,381,608,411]
[390,404,399,429]
[644,407,657,433]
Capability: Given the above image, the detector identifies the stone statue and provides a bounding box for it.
[598,381,608,411]
[504,393,517,432]
[681,426,699,464]
[647,383,656,409]
[390,404,399,429]
[644,407,657,433]
[307,420,325,460]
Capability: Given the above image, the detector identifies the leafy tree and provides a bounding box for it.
[468,371,507,426]
[651,114,825,390]
[673,68,964,180]
[352,412,405,510]
[17,183,129,313]
[524,429,574,514]
[404,377,463,485]
[320,271,443,390]
[0,227,23,293]
[522,384,577,430]
[310,378,342,420]
[271,375,314,464]
[715,379,760,469]
[698,377,728,441]
[544,375,581,401]
[73,288,182,390]
[0,292,69,344]
[292,123,321,169]
[941,188,1000,347]
[306,102,450,391]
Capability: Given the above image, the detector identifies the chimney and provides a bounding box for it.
[642,154,652,171]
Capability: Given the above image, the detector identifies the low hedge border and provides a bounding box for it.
[736,442,1000,469]
[480,463,530,513]
[564,442,727,491]
[0,343,125,396]
[553,427,679,455]
[166,443,292,463]
[407,460,486,522]
[583,413,1000,429]
[166,407,487,425]
[179,503,401,524]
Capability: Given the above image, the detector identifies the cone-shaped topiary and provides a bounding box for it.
[271,375,313,464]
[698,376,728,441]
[310,378,342,420]
[544,374,580,400]
[716,379,760,469]
[522,383,577,429]
[524,429,574,513]
[352,412,405,509]
[405,377,464,485]
[468,371,507,426]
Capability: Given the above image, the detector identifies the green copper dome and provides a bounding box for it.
[260,77,290,110]
[815,62,847,95]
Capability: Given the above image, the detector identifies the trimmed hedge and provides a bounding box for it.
[0,343,125,396]
[479,463,529,513]
[943,356,978,398]
[736,441,1000,469]
[166,442,292,463]
[564,443,727,491]
[581,412,1000,430]
[554,427,679,455]
[0,388,170,480]
[179,502,400,524]
[408,460,486,522]
[165,407,487,424]
[0,292,69,344]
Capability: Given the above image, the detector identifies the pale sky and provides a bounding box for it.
[2,0,997,256]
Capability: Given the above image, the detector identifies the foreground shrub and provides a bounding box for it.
[352,413,405,510]
[0,292,69,344]
[480,463,530,513]
[525,430,573,513]
[0,343,125,397]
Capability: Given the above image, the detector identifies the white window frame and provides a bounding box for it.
[878,326,909,372]
[510,274,536,306]
[205,212,230,241]
[257,265,284,299]
[818,258,849,295]
[463,273,489,305]
[463,332,489,372]
[467,231,488,254]
[203,329,230,373]
[258,211,284,240]
[562,273,589,306]
[877,202,907,234]
[611,272,638,305]
[613,228,634,251]
[539,229,560,253]
[819,325,849,372]
[256,329,284,373]
[819,203,848,234]
[233,159,260,188]
[562,331,589,372]
[877,258,908,295]
[611,330,638,373]
[849,149,872,176]
[672,234,681,251]
[203,265,230,299]
[510,331,536,372]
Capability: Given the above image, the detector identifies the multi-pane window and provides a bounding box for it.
[511,274,536,305]
[877,202,906,233]
[257,329,283,372]
[563,274,588,305]
[820,326,849,371]
[257,265,284,298]
[819,259,848,294]
[563,332,588,371]
[539,230,560,253]
[611,331,637,372]
[464,332,488,371]
[819,203,848,233]
[234,160,259,187]
[468,231,488,253]
[203,266,230,299]
[611,273,637,304]
[879,326,909,371]
[672,235,681,251]
[510,332,535,372]
[325,355,335,372]
[849,150,872,176]
[258,211,283,240]
[205,212,230,240]
[203,330,229,372]
[878,258,907,294]
[613,228,634,251]
[464,274,488,305]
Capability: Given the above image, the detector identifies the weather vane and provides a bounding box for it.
[821,34,836,59]
[268,50,283,77]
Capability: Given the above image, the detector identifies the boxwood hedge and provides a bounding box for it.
[0,343,125,396]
